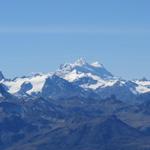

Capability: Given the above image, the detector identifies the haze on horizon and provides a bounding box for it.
[0,0,150,79]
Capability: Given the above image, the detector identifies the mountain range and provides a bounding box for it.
[1,58,150,102]
[0,58,150,150]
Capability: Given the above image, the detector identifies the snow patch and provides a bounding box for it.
[136,85,150,94]
[91,61,103,68]
[3,73,52,94]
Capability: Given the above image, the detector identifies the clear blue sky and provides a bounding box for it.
[0,0,150,79]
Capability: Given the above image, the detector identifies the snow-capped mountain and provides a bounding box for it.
[1,58,150,102]
[57,58,113,80]
[3,73,51,96]
[40,75,93,99]
[56,58,150,102]
[56,58,117,89]
[0,71,95,100]
[134,79,150,91]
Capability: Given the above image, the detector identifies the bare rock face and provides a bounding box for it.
[0,71,4,81]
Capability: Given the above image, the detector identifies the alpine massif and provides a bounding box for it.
[0,58,150,150]
[1,58,150,102]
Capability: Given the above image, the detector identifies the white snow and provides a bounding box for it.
[133,80,150,94]
[27,74,50,94]
[135,80,150,87]
[3,73,52,94]
[1,59,150,97]
[91,61,103,68]
[82,79,118,90]
[61,68,118,90]
[135,85,150,94]
[73,58,87,66]
[57,59,119,90]
[63,70,85,82]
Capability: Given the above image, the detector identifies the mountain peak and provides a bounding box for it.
[74,58,87,66]
[59,58,104,71]
[57,58,113,82]
[58,58,87,72]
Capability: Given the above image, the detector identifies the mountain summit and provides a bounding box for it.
[57,58,113,81]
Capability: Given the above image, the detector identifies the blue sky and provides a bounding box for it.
[0,0,150,79]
